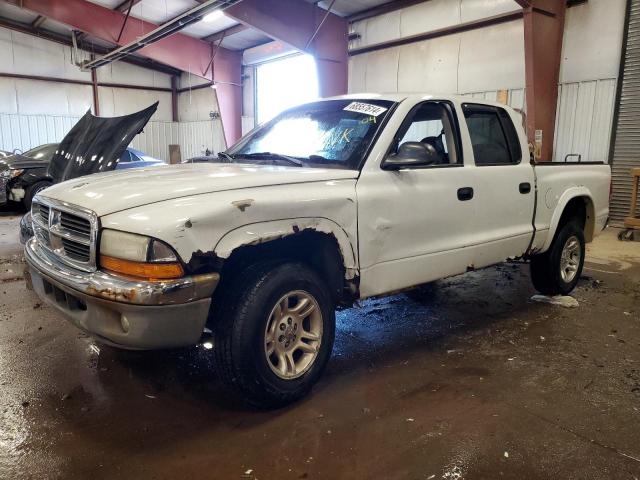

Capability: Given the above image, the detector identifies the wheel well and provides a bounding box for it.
[216,230,349,303]
[558,196,595,241]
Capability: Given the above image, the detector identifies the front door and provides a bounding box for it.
[356,100,479,297]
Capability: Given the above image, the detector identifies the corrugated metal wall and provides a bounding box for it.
[130,120,222,161]
[610,0,640,224]
[0,114,79,153]
[552,79,618,163]
[0,114,220,162]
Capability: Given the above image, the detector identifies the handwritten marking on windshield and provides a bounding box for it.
[341,128,353,143]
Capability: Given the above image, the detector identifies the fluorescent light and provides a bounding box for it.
[203,10,224,22]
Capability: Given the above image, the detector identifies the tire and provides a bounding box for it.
[24,181,52,210]
[212,261,336,408]
[530,220,585,295]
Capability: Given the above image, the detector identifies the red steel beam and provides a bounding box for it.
[223,0,348,98]
[3,0,242,146]
[522,0,566,161]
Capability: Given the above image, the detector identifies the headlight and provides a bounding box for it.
[99,229,184,280]
[0,168,24,179]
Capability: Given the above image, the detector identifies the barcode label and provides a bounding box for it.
[343,102,388,117]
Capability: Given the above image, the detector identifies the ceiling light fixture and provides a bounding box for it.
[203,10,225,22]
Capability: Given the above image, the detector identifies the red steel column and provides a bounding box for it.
[522,0,567,162]
[91,58,100,116]
[225,0,348,97]
[171,75,179,122]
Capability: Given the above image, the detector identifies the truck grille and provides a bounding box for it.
[31,198,98,272]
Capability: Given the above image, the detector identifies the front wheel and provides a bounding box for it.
[24,181,52,210]
[530,220,585,295]
[212,262,335,408]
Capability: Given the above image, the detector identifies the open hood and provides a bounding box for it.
[47,103,158,183]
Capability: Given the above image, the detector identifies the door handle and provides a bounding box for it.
[519,182,531,194]
[457,187,474,201]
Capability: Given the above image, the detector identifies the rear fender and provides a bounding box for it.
[541,187,595,251]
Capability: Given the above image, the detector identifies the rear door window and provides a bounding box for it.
[462,104,521,165]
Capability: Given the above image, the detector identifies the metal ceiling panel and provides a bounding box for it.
[84,0,122,8]
[311,0,393,17]
[180,14,239,38]
[130,0,199,25]
[220,29,272,50]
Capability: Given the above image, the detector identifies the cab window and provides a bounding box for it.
[392,102,461,166]
[462,104,522,165]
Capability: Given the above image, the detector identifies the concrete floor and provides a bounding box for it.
[1,207,639,480]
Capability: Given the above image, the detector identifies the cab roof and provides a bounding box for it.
[324,93,518,111]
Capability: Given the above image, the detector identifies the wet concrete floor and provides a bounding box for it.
[1,208,639,479]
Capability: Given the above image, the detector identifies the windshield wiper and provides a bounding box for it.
[234,152,304,167]
[218,151,234,163]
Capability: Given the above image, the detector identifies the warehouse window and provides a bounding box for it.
[462,104,521,165]
[256,54,319,124]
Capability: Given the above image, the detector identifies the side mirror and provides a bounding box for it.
[382,141,439,170]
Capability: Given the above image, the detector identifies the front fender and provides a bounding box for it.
[541,186,595,252]
[214,217,358,280]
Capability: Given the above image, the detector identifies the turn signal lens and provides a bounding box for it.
[100,255,184,281]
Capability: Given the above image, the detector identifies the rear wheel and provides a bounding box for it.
[212,262,335,408]
[530,220,585,295]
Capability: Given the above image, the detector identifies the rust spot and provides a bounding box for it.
[186,249,223,274]
[231,199,254,212]
[85,286,137,302]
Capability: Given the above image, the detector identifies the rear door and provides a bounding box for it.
[460,103,535,266]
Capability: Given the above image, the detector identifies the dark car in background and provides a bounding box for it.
[0,143,57,209]
[0,144,164,209]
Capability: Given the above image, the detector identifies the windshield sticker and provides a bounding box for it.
[343,102,388,117]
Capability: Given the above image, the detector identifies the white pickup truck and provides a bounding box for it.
[25,94,610,407]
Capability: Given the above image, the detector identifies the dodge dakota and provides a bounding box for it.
[25,94,610,407]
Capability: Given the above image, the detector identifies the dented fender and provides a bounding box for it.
[214,218,359,280]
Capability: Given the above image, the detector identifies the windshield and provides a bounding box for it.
[23,144,57,160]
[228,99,395,169]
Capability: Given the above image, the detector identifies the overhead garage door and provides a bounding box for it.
[610,0,640,223]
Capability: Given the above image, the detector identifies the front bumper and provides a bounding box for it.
[0,176,7,205]
[25,237,219,350]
